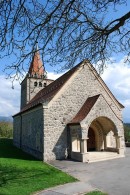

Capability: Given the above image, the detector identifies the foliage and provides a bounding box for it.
[0,138,77,195]
[0,121,13,138]
[85,191,108,195]
[0,0,129,80]
[124,123,130,142]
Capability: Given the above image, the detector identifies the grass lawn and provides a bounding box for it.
[0,138,77,195]
[85,191,108,195]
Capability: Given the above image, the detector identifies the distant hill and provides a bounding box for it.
[0,116,13,122]
[124,123,130,127]
[0,116,129,126]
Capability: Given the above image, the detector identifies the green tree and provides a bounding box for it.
[124,124,130,142]
[0,121,13,138]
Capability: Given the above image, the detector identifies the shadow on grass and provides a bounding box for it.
[0,163,58,188]
[0,138,76,195]
[0,138,38,161]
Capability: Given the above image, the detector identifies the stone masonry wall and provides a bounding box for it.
[28,78,53,102]
[21,77,53,110]
[14,105,44,160]
[13,115,21,148]
[21,78,27,110]
[21,106,44,159]
[43,62,124,161]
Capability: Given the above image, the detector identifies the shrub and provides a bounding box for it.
[0,121,13,138]
[124,124,130,142]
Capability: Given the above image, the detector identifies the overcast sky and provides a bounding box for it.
[0,58,129,123]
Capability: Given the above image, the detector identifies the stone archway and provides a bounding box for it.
[88,127,96,151]
[68,116,124,162]
[88,116,118,152]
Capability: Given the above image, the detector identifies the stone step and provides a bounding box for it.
[88,152,120,163]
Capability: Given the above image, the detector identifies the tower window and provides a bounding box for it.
[34,81,37,87]
[34,73,37,78]
[39,82,42,87]
[44,83,47,87]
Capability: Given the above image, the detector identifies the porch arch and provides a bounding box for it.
[69,116,124,162]
[87,116,118,152]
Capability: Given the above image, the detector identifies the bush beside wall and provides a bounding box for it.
[0,121,13,138]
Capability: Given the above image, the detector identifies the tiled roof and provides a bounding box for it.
[69,95,100,124]
[28,50,44,77]
[14,60,84,116]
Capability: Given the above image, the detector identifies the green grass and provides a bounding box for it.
[0,138,77,195]
[85,191,108,195]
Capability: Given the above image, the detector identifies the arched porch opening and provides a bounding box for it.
[88,116,118,152]
[68,116,124,162]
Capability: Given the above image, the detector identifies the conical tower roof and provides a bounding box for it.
[28,46,44,77]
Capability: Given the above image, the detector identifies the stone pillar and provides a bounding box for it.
[79,126,89,162]
[114,135,124,156]
[103,134,107,150]
[80,139,88,153]
[80,138,89,162]
[115,135,120,150]
[80,126,88,153]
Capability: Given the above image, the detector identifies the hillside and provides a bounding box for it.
[0,116,13,122]
[124,123,130,127]
[124,123,130,142]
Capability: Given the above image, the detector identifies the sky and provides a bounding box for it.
[0,57,130,123]
[0,1,129,122]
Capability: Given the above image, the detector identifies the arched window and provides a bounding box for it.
[34,73,37,78]
[39,82,42,87]
[34,81,37,87]
[44,83,47,87]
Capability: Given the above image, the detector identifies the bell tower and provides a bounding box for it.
[20,47,53,110]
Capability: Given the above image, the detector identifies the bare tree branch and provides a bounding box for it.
[0,0,129,80]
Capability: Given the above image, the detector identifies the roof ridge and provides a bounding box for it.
[28,61,83,103]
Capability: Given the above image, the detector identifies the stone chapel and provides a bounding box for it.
[13,49,125,162]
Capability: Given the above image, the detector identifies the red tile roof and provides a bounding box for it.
[28,50,44,77]
[69,95,100,124]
